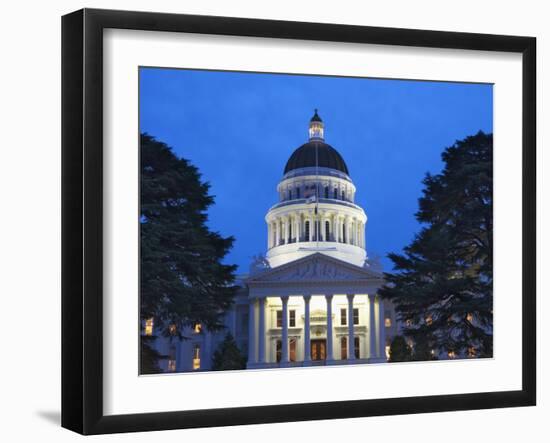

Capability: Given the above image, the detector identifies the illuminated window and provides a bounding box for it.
[341,336,348,360]
[276,340,296,362]
[144,318,154,336]
[289,339,296,362]
[289,310,296,327]
[354,337,360,358]
[385,345,391,360]
[169,324,177,335]
[276,310,282,328]
[425,315,433,326]
[193,323,202,334]
[468,347,477,357]
[466,313,473,322]
[447,350,456,359]
[192,345,201,370]
[385,317,392,327]
[353,308,359,325]
[167,346,176,372]
[340,308,347,326]
[406,319,412,327]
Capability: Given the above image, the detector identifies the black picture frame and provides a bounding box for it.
[62,8,536,435]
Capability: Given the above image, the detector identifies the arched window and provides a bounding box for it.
[341,190,346,201]
[288,189,292,200]
[324,186,329,198]
[333,188,338,199]
[305,221,310,241]
[325,221,330,241]
[296,187,301,198]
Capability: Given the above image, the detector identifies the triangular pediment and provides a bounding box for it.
[246,253,383,284]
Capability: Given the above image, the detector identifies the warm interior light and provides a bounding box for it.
[145,318,154,336]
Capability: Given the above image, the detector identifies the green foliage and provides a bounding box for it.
[411,334,437,361]
[140,336,165,374]
[381,131,493,358]
[388,336,412,362]
[140,133,237,337]
[211,333,247,371]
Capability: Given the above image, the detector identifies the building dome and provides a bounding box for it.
[265,110,367,268]
[284,141,349,175]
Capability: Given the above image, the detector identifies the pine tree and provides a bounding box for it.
[380,131,493,358]
[140,134,238,363]
[211,333,247,371]
[140,336,165,374]
[388,336,412,362]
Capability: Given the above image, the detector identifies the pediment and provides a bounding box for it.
[246,253,382,284]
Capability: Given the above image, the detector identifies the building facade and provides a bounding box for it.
[144,111,400,373]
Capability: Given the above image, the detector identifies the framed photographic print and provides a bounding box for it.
[61,8,536,435]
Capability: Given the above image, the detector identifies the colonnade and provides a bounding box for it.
[247,294,386,366]
[267,213,365,249]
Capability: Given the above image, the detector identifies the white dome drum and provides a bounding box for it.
[265,111,368,268]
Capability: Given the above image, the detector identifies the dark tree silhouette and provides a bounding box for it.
[211,333,247,371]
[381,132,493,359]
[140,134,237,369]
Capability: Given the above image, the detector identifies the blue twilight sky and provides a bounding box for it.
[139,67,493,274]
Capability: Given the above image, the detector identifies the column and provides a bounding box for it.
[275,219,280,246]
[258,297,266,363]
[296,214,301,242]
[247,298,257,365]
[267,223,272,249]
[347,294,355,360]
[368,294,377,359]
[377,296,386,361]
[325,295,334,361]
[308,215,313,241]
[303,295,311,362]
[281,296,289,364]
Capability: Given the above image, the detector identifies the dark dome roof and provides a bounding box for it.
[284,141,349,175]
[310,110,323,122]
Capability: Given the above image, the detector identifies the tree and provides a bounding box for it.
[140,336,165,374]
[380,131,493,358]
[140,134,237,364]
[211,333,247,371]
[411,334,437,361]
[388,336,412,362]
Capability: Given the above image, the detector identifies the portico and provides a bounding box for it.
[246,253,387,368]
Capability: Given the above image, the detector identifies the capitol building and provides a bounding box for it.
[146,111,400,373]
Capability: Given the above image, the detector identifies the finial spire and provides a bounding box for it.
[309,109,324,140]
